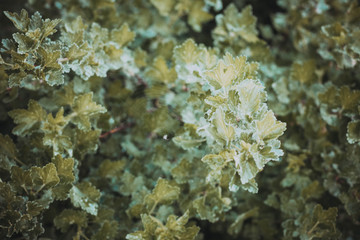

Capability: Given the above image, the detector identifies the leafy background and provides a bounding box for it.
[1,0,360,239]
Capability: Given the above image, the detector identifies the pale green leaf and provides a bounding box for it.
[52,155,75,184]
[71,92,107,131]
[30,163,60,190]
[4,9,30,32]
[145,178,180,210]
[8,100,47,136]
[255,111,286,141]
[70,182,101,215]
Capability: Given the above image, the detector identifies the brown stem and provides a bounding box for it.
[99,123,134,139]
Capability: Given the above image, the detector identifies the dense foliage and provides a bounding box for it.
[0,0,360,239]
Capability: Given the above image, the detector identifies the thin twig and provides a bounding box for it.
[99,123,134,139]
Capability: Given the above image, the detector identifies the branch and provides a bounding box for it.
[99,123,134,139]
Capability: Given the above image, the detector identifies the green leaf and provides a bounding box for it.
[213,4,259,43]
[54,83,76,107]
[11,166,32,193]
[52,183,72,201]
[339,86,360,112]
[146,56,177,84]
[290,60,317,85]
[74,129,101,158]
[8,100,47,136]
[145,178,180,211]
[26,190,53,216]
[150,0,175,16]
[70,182,101,215]
[71,92,107,131]
[300,205,340,240]
[205,60,235,89]
[4,9,30,32]
[173,39,204,65]
[171,158,198,184]
[42,108,72,155]
[126,211,199,240]
[210,108,235,144]
[91,220,119,240]
[161,211,200,240]
[126,214,158,240]
[347,120,360,144]
[110,23,135,47]
[318,85,339,108]
[44,133,72,156]
[301,181,324,200]
[232,143,260,186]
[37,16,62,40]
[13,33,37,53]
[201,153,227,184]
[30,163,60,190]
[37,46,61,69]
[52,155,75,184]
[8,71,28,88]
[119,172,146,196]
[54,209,88,232]
[0,134,17,160]
[255,111,286,141]
[187,0,213,32]
[98,159,126,178]
[192,186,231,222]
[235,79,266,116]
[45,69,64,86]
[172,136,205,150]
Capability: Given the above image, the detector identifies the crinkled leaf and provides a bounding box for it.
[30,163,60,190]
[213,4,259,43]
[4,9,30,32]
[151,0,175,16]
[291,60,317,85]
[205,60,235,89]
[54,209,88,232]
[0,134,17,160]
[74,129,101,158]
[98,159,126,178]
[300,205,340,240]
[70,182,101,215]
[11,166,32,192]
[210,108,235,144]
[145,178,180,209]
[192,186,231,222]
[255,111,286,141]
[339,86,360,112]
[13,33,37,53]
[146,56,177,84]
[26,190,53,216]
[91,220,119,240]
[126,211,199,240]
[110,23,135,47]
[201,153,227,184]
[347,120,360,144]
[172,134,205,150]
[187,0,213,32]
[52,155,75,184]
[173,39,203,65]
[71,92,107,131]
[8,100,47,136]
